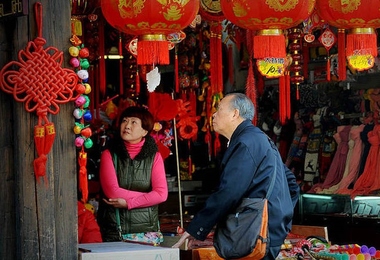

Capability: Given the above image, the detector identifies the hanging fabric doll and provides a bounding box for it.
[303,109,323,184]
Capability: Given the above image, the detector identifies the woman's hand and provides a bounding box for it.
[103,198,127,208]
[172,231,191,248]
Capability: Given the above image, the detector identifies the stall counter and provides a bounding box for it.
[78,241,179,260]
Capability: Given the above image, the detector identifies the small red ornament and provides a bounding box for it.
[318,28,336,51]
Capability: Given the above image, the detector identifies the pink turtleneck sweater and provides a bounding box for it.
[99,138,168,210]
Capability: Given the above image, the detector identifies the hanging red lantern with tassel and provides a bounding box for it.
[100,0,199,65]
[221,0,315,125]
[220,0,315,59]
[316,0,380,72]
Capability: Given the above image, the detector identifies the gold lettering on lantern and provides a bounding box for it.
[329,0,360,14]
[118,0,146,19]
[157,0,191,21]
[231,1,248,17]
[266,0,298,12]
[257,58,286,78]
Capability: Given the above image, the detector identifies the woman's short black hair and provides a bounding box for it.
[118,106,154,133]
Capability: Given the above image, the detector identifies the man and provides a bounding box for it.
[173,93,300,259]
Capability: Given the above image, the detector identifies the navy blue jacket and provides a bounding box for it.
[186,120,300,246]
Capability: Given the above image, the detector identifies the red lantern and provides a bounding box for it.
[316,0,380,72]
[101,0,199,65]
[221,0,315,59]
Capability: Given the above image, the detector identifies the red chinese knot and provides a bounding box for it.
[0,3,79,181]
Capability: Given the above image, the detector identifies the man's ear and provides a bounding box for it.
[233,108,240,118]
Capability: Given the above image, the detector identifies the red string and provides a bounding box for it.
[175,45,179,93]
[119,34,124,95]
[34,2,43,38]
[98,18,106,97]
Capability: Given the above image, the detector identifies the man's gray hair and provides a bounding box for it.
[226,92,255,121]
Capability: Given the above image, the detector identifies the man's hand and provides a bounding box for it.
[172,231,191,248]
[103,198,127,208]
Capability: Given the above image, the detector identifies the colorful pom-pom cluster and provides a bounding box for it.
[69,42,93,149]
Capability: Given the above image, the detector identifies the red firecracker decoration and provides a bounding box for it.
[221,0,315,59]
[288,28,304,101]
[100,0,199,65]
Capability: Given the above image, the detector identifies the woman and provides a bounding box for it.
[97,106,168,243]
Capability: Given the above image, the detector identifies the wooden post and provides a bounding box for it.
[0,0,77,259]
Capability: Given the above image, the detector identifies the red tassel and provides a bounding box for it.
[210,22,223,94]
[285,72,291,121]
[338,29,347,81]
[326,54,331,81]
[279,75,286,125]
[98,19,106,97]
[296,84,300,100]
[119,34,124,95]
[302,43,309,81]
[246,59,257,125]
[228,44,234,85]
[34,123,56,183]
[245,30,258,125]
[79,151,88,203]
[175,46,179,93]
[254,33,286,59]
[188,140,192,177]
[214,132,221,157]
[34,125,46,180]
[135,69,140,96]
[346,31,377,57]
[137,37,170,65]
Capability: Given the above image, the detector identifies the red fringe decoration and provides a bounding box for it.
[346,33,377,57]
[254,34,286,59]
[296,84,300,100]
[338,29,347,81]
[137,40,170,65]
